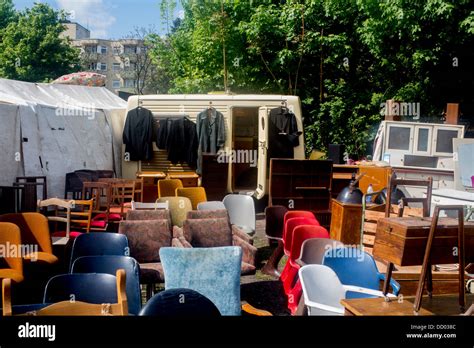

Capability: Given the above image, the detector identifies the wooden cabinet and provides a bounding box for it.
[330,199,362,245]
[358,165,391,193]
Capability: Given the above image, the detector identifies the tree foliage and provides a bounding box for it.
[149,0,474,157]
[0,3,80,82]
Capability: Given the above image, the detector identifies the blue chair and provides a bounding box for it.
[159,247,242,315]
[139,288,221,316]
[43,273,119,304]
[69,232,129,271]
[71,255,141,315]
[322,247,401,297]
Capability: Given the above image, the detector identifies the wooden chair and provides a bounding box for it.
[110,182,135,219]
[2,269,128,316]
[176,187,207,210]
[38,198,94,237]
[82,182,113,230]
[0,222,24,283]
[99,178,143,203]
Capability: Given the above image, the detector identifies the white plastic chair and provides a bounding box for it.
[197,201,226,210]
[299,264,396,316]
[222,194,255,235]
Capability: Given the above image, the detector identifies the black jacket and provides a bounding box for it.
[166,117,198,167]
[267,107,301,160]
[122,107,155,161]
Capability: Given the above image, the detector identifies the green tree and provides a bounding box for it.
[0,0,16,30]
[0,3,80,82]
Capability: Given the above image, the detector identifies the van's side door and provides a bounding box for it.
[256,107,269,199]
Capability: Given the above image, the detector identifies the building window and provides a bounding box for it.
[112,46,121,55]
[123,45,137,54]
[88,62,97,70]
[99,45,108,54]
[124,79,135,88]
[85,45,97,54]
[112,63,121,71]
[112,80,121,89]
[97,62,107,71]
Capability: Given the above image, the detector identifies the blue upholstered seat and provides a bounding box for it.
[159,246,242,315]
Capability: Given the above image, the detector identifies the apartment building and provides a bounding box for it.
[61,22,143,94]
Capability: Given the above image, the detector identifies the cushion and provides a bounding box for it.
[51,231,83,239]
[118,220,171,263]
[90,220,107,228]
[93,213,121,221]
[183,218,232,248]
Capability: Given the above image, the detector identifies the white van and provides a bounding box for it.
[122,94,305,199]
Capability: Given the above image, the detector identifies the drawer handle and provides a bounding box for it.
[384,227,393,233]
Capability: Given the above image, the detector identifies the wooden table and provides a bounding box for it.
[341,293,473,316]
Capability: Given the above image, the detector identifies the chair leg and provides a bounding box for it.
[262,240,284,277]
[146,284,153,300]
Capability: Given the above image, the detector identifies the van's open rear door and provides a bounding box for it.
[255,107,269,199]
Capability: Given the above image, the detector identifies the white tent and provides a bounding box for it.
[0,78,127,198]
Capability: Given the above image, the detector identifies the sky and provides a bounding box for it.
[14,0,184,39]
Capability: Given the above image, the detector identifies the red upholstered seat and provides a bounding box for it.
[92,213,122,222]
[90,220,107,228]
[51,231,83,239]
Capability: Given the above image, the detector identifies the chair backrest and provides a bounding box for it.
[0,213,53,254]
[72,255,141,315]
[385,173,433,217]
[289,226,329,264]
[69,232,129,271]
[118,220,171,263]
[70,199,94,233]
[158,179,183,198]
[82,181,111,213]
[182,218,232,247]
[283,210,317,227]
[298,238,345,266]
[197,201,226,210]
[44,272,119,304]
[159,246,242,315]
[176,187,207,210]
[264,205,288,239]
[0,222,23,279]
[322,247,381,291]
[110,182,135,216]
[186,209,229,220]
[38,198,74,237]
[3,269,127,316]
[222,194,255,233]
[283,217,319,253]
[126,209,171,221]
[139,288,221,316]
[299,264,346,315]
[157,197,192,227]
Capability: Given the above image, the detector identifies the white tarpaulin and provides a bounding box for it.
[0,78,127,198]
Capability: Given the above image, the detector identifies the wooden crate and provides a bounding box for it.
[330,199,362,245]
[373,217,474,266]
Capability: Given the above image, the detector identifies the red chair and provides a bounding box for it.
[280,217,319,287]
[285,226,329,314]
[283,217,319,256]
[283,211,317,228]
